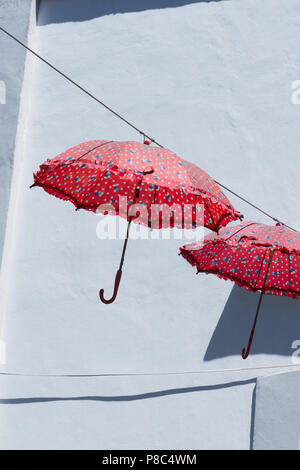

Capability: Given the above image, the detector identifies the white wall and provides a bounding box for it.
[0,0,32,260]
[0,0,300,449]
[253,371,300,450]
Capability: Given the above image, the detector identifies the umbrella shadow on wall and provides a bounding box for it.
[38,0,226,26]
[204,284,300,360]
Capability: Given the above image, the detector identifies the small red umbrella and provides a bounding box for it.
[180,221,300,358]
[31,140,242,303]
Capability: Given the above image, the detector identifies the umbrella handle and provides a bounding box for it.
[241,328,255,360]
[241,249,274,359]
[99,269,122,304]
[99,177,148,306]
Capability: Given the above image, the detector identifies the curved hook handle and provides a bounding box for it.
[241,328,255,360]
[99,269,122,304]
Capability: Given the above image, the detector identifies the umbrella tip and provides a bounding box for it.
[143,135,150,145]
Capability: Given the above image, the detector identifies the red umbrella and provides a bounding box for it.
[180,221,300,358]
[31,140,242,303]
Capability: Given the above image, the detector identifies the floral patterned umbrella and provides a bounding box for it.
[31,140,242,304]
[180,221,300,358]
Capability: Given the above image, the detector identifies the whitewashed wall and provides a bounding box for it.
[0,0,32,261]
[253,371,300,450]
[0,0,300,449]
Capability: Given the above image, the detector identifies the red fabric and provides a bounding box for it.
[180,221,300,299]
[31,140,242,231]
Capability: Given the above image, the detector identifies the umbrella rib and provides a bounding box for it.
[198,243,228,272]
[73,141,116,208]
[202,198,216,231]
[31,182,82,209]
[194,223,257,274]
[77,169,107,209]
[31,141,113,188]
[225,222,257,241]
[288,253,292,287]
[252,250,267,291]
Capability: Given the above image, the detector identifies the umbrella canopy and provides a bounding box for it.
[180,221,300,358]
[31,140,242,304]
[31,140,242,231]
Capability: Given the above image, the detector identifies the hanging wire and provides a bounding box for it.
[0,26,162,149]
[0,25,297,233]
[0,362,300,378]
[214,180,297,232]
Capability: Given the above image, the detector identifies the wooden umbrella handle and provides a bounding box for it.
[99,172,152,305]
[241,250,274,359]
[242,328,255,359]
[99,269,122,304]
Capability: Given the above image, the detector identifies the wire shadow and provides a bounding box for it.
[38,0,227,25]
[0,378,255,404]
[204,284,300,360]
